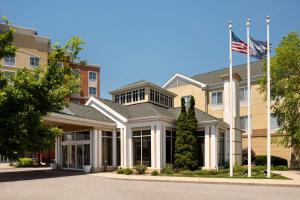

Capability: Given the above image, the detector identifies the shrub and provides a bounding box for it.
[161,164,174,175]
[116,167,133,175]
[223,160,230,169]
[180,170,194,176]
[255,155,288,166]
[117,167,123,174]
[151,170,159,176]
[201,170,218,176]
[272,165,288,171]
[134,165,148,175]
[123,168,134,175]
[17,158,33,167]
[242,148,256,165]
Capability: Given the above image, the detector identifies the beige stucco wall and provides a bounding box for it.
[0,32,49,71]
[242,135,291,165]
[167,84,206,110]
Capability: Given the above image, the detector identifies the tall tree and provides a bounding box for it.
[0,18,81,160]
[174,97,198,170]
[187,96,199,166]
[259,32,300,149]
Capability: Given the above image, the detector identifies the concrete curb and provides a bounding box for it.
[90,173,300,188]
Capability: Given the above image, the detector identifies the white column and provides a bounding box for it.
[92,130,99,170]
[151,124,156,169]
[55,136,62,167]
[155,123,163,169]
[162,126,166,168]
[126,127,132,167]
[112,130,117,167]
[99,130,103,167]
[121,128,125,167]
[210,125,218,169]
[204,126,210,169]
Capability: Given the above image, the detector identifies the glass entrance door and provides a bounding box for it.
[62,144,89,170]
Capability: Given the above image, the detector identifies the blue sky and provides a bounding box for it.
[1,0,299,99]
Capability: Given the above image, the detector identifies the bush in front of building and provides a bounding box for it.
[116,167,134,175]
[151,170,159,176]
[255,155,288,166]
[134,165,148,175]
[161,164,174,175]
[16,158,34,167]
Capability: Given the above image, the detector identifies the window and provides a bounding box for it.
[139,89,145,100]
[30,56,40,67]
[155,91,159,103]
[115,94,120,103]
[169,97,173,107]
[120,93,126,104]
[218,132,225,166]
[183,95,192,110]
[240,116,248,130]
[116,131,121,166]
[126,91,132,103]
[211,91,223,105]
[271,113,279,129]
[166,130,176,164]
[76,131,90,140]
[132,129,151,166]
[132,90,138,102]
[102,131,113,166]
[150,89,155,101]
[240,87,248,102]
[89,87,97,96]
[4,56,15,66]
[197,131,205,166]
[89,72,97,82]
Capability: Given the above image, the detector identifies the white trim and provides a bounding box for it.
[85,96,128,123]
[46,113,116,129]
[162,73,206,89]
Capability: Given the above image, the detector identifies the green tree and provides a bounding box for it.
[0,18,81,161]
[174,97,198,170]
[259,32,300,148]
[187,96,199,166]
[0,16,16,60]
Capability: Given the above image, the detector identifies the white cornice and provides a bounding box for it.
[85,96,128,123]
[162,73,206,89]
[45,113,116,129]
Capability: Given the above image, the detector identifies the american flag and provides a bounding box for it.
[232,32,248,54]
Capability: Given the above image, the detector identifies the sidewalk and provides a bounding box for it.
[91,170,300,187]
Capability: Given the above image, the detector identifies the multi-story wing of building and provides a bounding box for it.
[163,61,293,166]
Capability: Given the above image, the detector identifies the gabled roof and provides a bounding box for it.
[191,61,264,86]
[162,73,206,89]
[59,103,114,123]
[109,80,177,97]
[97,98,225,125]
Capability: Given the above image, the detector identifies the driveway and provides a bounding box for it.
[1,168,300,200]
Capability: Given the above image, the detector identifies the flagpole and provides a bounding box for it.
[266,16,271,178]
[229,20,233,177]
[246,18,252,178]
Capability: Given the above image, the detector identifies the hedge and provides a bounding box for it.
[17,158,34,167]
[255,155,288,166]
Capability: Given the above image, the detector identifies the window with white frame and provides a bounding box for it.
[89,87,97,96]
[240,116,248,130]
[240,87,248,102]
[126,91,132,103]
[4,56,16,66]
[211,91,223,105]
[115,94,120,103]
[30,56,40,67]
[89,71,97,82]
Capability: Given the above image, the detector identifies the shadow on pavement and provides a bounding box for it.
[0,169,84,182]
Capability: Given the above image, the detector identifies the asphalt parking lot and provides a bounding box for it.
[1,167,300,200]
